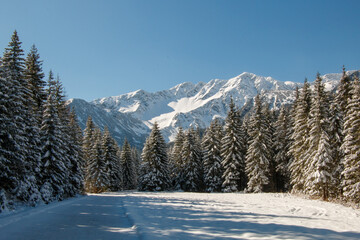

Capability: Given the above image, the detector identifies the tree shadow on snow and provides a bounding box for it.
[122,193,360,240]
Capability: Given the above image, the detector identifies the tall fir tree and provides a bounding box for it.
[341,76,360,203]
[303,73,334,200]
[289,79,312,193]
[273,106,291,192]
[138,123,170,191]
[40,72,68,202]
[83,116,96,191]
[202,119,224,192]
[181,129,203,192]
[245,95,273,193]
[171,127,185,189]
[221,98,246,192]
[102,127,122,191]
[24,44,46,124]
[122,139,137,190]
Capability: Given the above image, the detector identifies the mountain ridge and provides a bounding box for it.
[67,71,353,147]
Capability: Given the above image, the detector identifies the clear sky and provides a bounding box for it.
[0,0,359,101]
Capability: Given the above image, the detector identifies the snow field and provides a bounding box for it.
[118,192,360,240]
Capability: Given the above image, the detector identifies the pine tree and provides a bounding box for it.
[202,119,224,192]
[86,128,108,193]
[221,98,246,192]
[341,76,360,203]
[336,66,352,117]
[303,73,334,200]
[138,123,170,191]
[40,72,68,202]
[102,127,122,191]
[24,44,46,124]
[245,95,273,193]
[289,79,312,193]
[0,31,40,205]
[83,116,96,191]
[171,127,185,189]
[328,98,343,197]
[273,106,291,191]
[67,108,84,194]
[181,129,203,192]
[122,139,136,190]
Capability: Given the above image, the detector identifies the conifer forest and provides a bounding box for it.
[1,31,359,214]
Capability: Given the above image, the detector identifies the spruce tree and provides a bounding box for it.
[83,116,96,191]
[303,73,334,200]
[273,106,291,191]
[102,127,122,191]
[171,127,185,189]
[202,119,224,192]
[341,76,360,203]
[289,79,312,193]
[181,129,203,192]
[245,95,273,193]
[40,72,67,202]
[221,98,246,192]
[122,139,136,190]
[24,44,46,124]
[138,123,170,191]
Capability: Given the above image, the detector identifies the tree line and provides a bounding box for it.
[138,70,360,205]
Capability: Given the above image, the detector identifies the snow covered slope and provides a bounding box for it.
[68,71,357,146]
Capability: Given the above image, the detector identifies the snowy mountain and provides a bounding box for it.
[67,71,355,146]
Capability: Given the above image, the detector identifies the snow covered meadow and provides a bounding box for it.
[117,191,360,240]
[1,191,360,240]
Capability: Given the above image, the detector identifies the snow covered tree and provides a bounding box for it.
[138,123,170,191]
[303,73,334,200]
[273,106,291,192]
[122,139,137,190]
[221,98,246,192]
[170,127,185,189]
[86,128,109,193]
[181,129,203,192]
[289,79,312,193]
[202,119,224,192]
[336,67,352,118]
[0,31,41,205]
[131,147,140,188]
[328,98,343,197]
[341,76,360,203]
[102,127,122,191]
[67,108,84,194]
[40,72,68,202]
[245,95,273,193]
[24,44,46,124]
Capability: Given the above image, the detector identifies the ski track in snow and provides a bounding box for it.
[1,192,360,240]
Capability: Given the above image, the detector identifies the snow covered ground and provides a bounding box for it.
[120,192,360,240]
[0,192,359,240]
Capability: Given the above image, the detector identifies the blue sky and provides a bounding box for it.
[0,0,359,101]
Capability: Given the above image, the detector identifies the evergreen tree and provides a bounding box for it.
[202,119,224,192]
[181,129,203,192]
[86,128,108,193]
[67,108,84,194]
[245,95,273,193]
[303,73,334,200]
[273,106,291,191]
[221,98,246,192]
[122,139,136,190]
[138,123,170,191]
[102,127,122,191]
[40,72,67,202]
[83,116,96,191]
[24,44,46,124]
[341,76,360,203]
[171,127,185,189]
[289,79,312,193]
[328,98,343,197]
[131,147,140,188]
[0,31,40,205]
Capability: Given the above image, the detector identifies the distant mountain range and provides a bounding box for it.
[67,71,355,148]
